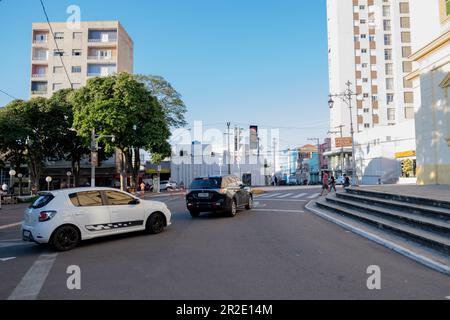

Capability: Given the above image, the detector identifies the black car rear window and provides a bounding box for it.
[190,178,222,189]
[31,194,54,209]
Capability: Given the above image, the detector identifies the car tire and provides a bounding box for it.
[51,225,80,252]
[245,196,253,210]
[228,199,237,217]
[146,212,166,234]
[189,210,200,218]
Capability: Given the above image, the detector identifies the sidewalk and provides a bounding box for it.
[354,185,450,203]
[0,203,28,229]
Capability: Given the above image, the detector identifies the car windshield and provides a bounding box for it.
[190,178,222,190]
[30,194,54,209]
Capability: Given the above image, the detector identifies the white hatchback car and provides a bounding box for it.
[22,188,172,251]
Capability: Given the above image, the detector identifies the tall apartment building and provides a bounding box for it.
[327,0,418,184]
[31,21,133,98]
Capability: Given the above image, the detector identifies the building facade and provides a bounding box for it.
[31,21,133,97]
[327,0,417,184]
[407,0,450,185]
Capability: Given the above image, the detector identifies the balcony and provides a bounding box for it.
[31,73,47,78]
[31,89,48,95]
[87,55,115,61]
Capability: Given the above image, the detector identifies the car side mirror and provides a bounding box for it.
[129,199,140,205]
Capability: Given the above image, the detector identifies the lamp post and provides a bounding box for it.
[67,171,72,189]
[329,81,359,186]
[17,173,23,196]
[8,170,16,194]
[91,129,116,188]
[46,176,52,191]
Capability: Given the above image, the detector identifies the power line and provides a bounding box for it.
[39,0,73,88]
[0,89,18,100]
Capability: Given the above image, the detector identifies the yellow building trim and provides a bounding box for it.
[405,69,420,81]
[409,29,450,62]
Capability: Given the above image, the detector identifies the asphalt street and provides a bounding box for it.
[0,187,449,300]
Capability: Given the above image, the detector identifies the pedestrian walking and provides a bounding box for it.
[343,175,351,189]
[320,172,329,196]
[329,176,337,193]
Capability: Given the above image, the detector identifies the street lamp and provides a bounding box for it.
[329,80,359,186]
[46,176,52,191]
[17,173,23,196]
[8,170,16,193]
[67,171,72,189]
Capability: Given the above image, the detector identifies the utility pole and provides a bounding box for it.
[273,138,277,177]
[329,80,359,185]
[227,122,231,175]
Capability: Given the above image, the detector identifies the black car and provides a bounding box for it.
[186,175,253,218]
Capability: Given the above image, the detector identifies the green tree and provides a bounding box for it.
[135,75,187,129]
[70,73,171,191]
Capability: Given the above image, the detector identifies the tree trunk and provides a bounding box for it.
[119,150,128,192]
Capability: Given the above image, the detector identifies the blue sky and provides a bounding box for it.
[0,0,330,148]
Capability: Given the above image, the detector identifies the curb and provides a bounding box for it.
[0,222,22,231]
[305,200,450,276]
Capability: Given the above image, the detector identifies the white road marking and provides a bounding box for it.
[256,199,307,202]
[293,193,307,199]
[0,222,22,231]
[253,209,305,213]
[0,242,33,249]
[0,257,16,262]
[307,193,321,199]
[276,193,294,199]
[258,193,281,199]
[8,253,58,300]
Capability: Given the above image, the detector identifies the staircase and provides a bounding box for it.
[316,188,450,255]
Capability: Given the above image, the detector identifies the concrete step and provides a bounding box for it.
[346,188,450,210]
[336,192,450,221]
[327,195,450,235]
[316,199,450,254]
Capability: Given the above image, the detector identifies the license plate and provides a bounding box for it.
[198,193,210,198]
[23,231,31,241]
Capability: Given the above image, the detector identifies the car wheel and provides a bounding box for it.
[228,199,237,217]
[245,196,253,210]
[51,225,80,252]
[189,210,200,218]
[146,212,166,234]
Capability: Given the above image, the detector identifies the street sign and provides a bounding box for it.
[91,151,99,167]
[336,137,353,148]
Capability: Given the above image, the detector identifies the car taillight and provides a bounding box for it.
[39,211,57,222]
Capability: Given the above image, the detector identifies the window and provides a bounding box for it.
[361,48,367,53]
[401,32,411,43]
[361,34,367,39]
[72,191,103,207]
[383,20,391,31]
[387,109,396,121]
[359,5,365,10]
[105,191,136,206]
[404,78,413,88]
[360,19,366,24]
[404,92,414,103]
[402,46,412,58]
[363,93,369,98]
[369,35,375,42]
[383,6,390,17]
[54,49,64,57]
[387,93,394,104]
[372,95,378,101]
[72,49,82,56]
[362,63,368,68]
[384,34,392,45]
[363,78,369,83]
[73,32,82,40]
[53,66,63,74]
[54,32,64,40]
[403,61,412,73]
[384,49,392,60]
[400,17,410,28]
[399,2,410,14]
[405,107,415,119]
[386,78,394,90]
[364,124,370,128]
[72,66,82,73]
[385,63,393,75]
[364,108,370,113]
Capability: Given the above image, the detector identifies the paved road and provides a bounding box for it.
[0,187,449,300]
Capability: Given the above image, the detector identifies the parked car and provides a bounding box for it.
[186,175,253,218]
[160,181,177,191]
[22,188,172,251]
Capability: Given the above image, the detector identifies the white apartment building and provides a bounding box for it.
[31,21,133,97]
[327,0,418,184]
[406,0,449,185]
